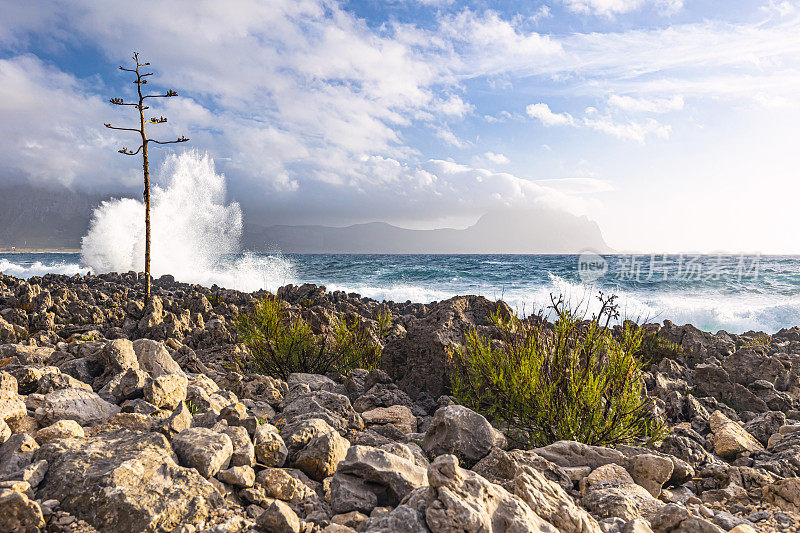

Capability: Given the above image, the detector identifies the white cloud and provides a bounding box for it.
[608,94,684,113]
[526,103,575,126]
[530,5,553,23]
[435,126,470,148]
[483,151,510,165]
[527,102,670,143]
[560,0,683,17]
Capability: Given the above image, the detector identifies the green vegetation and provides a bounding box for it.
[449,293,665,448]
[637,329,683,365]
[234,296,384,380]
[184,399,198,415]
[744,332,772,347]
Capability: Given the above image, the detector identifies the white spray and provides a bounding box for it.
[80,151,295,292]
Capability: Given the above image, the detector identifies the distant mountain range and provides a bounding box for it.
[0,183,611,253]
[243,209,611,254]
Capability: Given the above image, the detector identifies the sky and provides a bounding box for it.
[1,0,799,253]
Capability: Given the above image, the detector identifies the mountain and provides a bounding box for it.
[242,208,612,254]
[0,183,611,253]
[0,183,118,250]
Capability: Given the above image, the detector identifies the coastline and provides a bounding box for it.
[0,271,799,531]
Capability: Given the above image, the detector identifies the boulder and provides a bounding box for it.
[764,477,800,513]
[257,499,300,533]
[423,405,506,463]
[35,419,84,444]
[281,388,363,433]
[628,454,674,498]
[382,296,508,399]
[514,465,602,533]
[172,427,233,478]
[33,429,222,531]
[649,503,725,533]
[0,389,26,424]
[0,484,45,532]
[0,434,38,478]
[709,410,763,459]
[254,422,288,467]
[34,387,120,426]
[224,425,255,467]
[101,339,139,373]
[580,464,665,521]
[472,447,572,492]
[361,405,417,434]
[336,445,428,506]
[534,440,628,470]
[424,454,558,532]
[131,339,185,377]
[143,373,188,410]
[358,499,430,533]
[256,467,320,505]
[217,465,255,487]
[282,418,350,481]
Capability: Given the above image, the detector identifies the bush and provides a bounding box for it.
[234,296,383,380]
[449,293,665,448]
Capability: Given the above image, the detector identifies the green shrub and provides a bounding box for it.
[449,293,665,448]
[331,315,382,372]
[234,296,383,380]
[637,330,683,365]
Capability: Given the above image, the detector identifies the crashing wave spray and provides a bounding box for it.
[81,151,295,292]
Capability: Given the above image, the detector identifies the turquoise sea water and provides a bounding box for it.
[2,252,799,334]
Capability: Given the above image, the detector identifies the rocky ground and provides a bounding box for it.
[2,272,800,532]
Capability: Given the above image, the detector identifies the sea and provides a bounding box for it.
[2,251,799,335]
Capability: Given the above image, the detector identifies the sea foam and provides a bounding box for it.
[80,151,295,292]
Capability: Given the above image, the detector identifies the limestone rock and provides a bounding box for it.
[472,447,572,492]
[649,503,725,533]
[580,464,665,522]
[34,387,120,426]
[330,473,379,514]
[282,418,350,481]
[257,499,300,533]
[764,477,800,513]
[281,388,363,433]
[102,339,139,373]
[0,485,45,532]
[361,405,417,434]
[144,373,188,409]
[336,445,428,506]
[217,465,255,487]
[224,425,255,467]
[132,339,185,377]
[33,429,222,531]
[254,422,288,467]
[628,454,674,498]
[423,405,506,463]
[0,389,26,424]
[534,440,628,470]
[709,410,763,459]
[173,427,233,478]
[35,419,84,444]
[424,454,558,532]
[381,295,508,399]
[514,465,602,533]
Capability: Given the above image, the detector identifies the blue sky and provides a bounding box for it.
[1,0,799,252]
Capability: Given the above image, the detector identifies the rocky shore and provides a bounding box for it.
[2,271,800,532]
